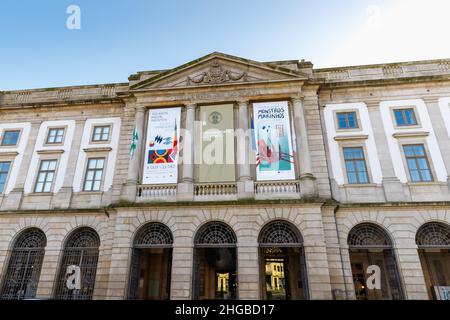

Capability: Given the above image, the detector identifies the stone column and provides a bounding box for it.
[51,119,85,209]
[395,240,428,300]
[366,101,408,202]
[122,104,146,202]
[236,100,254,200]
[237,243,260,299]
[292,96,316,197]
[177,103,195,201]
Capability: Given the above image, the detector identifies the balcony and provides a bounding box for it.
[194,182,238,201]
[137,184,177,202]
[254,181,301,200]
[136,180,302,203]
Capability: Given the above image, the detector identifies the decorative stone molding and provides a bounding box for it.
[383,65,404,76]
[83,147,113,153]
[392,131,430,139]
[187,62,248,85]
[37,149,65,155]
[334,134,369,141]
[0,151,19,157]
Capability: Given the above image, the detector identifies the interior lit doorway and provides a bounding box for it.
[193,222,237,300]
[259,220,308,300]
[416,222,450,300]
[348,223,404,300]
[128,223,173,300]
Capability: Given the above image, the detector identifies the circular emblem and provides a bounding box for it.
[208,111,222,124]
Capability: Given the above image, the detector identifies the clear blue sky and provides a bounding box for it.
[1,0,449,90]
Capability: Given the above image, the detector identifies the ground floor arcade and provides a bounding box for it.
[0,202,448,300]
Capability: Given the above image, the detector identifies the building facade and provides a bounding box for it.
[0,52,449,300]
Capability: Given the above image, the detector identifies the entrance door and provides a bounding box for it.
[349,250,404,300]
[134,248,172,300]
[264,257,289,300]
[260,247,306,300]
[419,249,450,299]
[194,247,237,300]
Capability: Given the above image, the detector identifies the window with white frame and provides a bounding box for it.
[403,144,433,182]
[34,159,57,193]
[0,162,11,193]
[91,126,110,142]
[1,130,20,146]
[46,128,65,144]
[394,108,417,126]
[337,112,358,129]
[83,158,105,191]
[343,147,369,184]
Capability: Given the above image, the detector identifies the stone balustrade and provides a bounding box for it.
[254,180,301,200]
[194,183,238,201]
[137,184,177,202]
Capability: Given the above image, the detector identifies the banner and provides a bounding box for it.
[253,101,296,181]
[142,107,181,184]
[198,104,235,183]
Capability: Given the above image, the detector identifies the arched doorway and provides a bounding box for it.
[348,223,404,300]
[0,228,46,300]
[54,227,100,300]
[258,220,308,300]
[416,222,450,300]
[193,221,237,300]
[128,222,173,300]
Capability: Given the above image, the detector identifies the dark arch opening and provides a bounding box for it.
[258,220,308,300]
[193,221,237,300]
[415,222,450,300]
[128,222,173,300]
[347,223,403,300]
[0,228,46,300]
[54,227,100,300]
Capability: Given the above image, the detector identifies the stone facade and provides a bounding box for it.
[0,52,449,300]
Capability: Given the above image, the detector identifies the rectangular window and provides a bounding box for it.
[91,126,110,142]
[0,162,11,193]
[394,108,417,126]
[83,158,105,192]
[337,112,358,129]
[343,147,369,184]
[403,145,433,182]
[1,130,20,146]
[46,128,65,144]
[34,159,57,193]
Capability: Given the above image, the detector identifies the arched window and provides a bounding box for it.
[416,222,450,248]
[193,222,237,300]
[348,223,392,248]
[415,222,450,299]
[347,223,403,300]
[128,222,173,300]
[195,221,237,246]
[134,222,173,247]
[54,227,100,300]
[0,228,47,300]
[259,220,303,246]
[258,220,308,300]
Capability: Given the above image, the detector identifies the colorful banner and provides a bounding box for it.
[252,101,296,181]
[198,104,235,183]
[142,107,181,184]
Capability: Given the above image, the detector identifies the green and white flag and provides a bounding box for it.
[130,127,138,159]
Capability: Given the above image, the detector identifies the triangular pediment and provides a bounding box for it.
[130,52,307,90]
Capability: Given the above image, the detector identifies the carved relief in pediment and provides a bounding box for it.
[186,62,248,85]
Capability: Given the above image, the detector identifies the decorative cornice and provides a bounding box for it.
[392,131,429,139]
[37,149,65,155]
[83,147,113,153]
[0,151,19,157]
[334,134,369,141]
